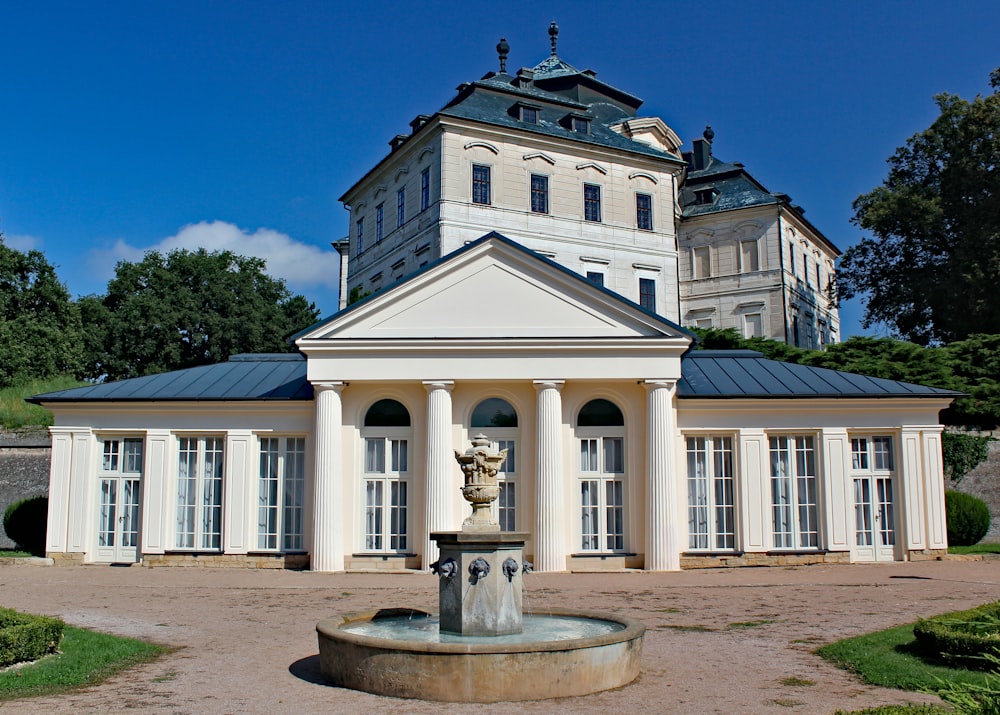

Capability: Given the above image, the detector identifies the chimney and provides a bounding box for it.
[389,134,409,152]
[515,68,535,89]
[409,115,432,134]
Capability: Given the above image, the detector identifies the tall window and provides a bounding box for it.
[636,193,653,230]
[530,174,548,213]
[176,437,224,550]
[740,239,760,272]
[769,435,819,549]
[356,217,364,254]
[420,168,430,211]
[471,398,519,531]
[851,436,896,550]
[258,437,306,551]
[97,438,143,553]
[577,399,625,552]
[584,184,601,222]
[362,400,411,552]
[397,187,405,227]
[472,164,491,205]
[687,436,735,550]
[639,277,656,311]
[375,204,384,243]
[693,246,711,278]
[789,243,796,277]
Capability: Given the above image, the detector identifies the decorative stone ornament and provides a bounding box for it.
[454,433,508,532]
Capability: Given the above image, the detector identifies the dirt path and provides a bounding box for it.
[1,559,997,714]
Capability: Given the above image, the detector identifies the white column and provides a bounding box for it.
[533,380,565,572]
[644,379,680,571]
[423,380,454,568]
[311,382,346,572]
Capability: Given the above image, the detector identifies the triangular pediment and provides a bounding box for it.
[298,234,693,342]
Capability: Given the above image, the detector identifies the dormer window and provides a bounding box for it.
[518,104,540,124]
[571,116,590,134]
[693,188,718,206]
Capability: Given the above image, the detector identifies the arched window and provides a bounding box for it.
[470,398,519,531]
[361,399,411,553]
[576,399,626,552]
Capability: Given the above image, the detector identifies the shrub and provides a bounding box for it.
[0,608,64,668]
[934,652,1000,714]
[2,496,48,556]
[914,601,1000,670]
[947,490,992,546]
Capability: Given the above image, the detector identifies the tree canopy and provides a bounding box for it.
[81,248,320,380]
[838,68,1000,345]
[0,235,83,387]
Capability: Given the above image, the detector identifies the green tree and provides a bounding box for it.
[82,248,320,380]
[0,235,83,387]
[839,69,1000,344]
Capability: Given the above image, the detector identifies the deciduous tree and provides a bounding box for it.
[839,68,1000,344]
[82,248,319,380]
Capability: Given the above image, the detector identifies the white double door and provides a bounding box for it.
[853,475,896,561]
[95,476,141,563]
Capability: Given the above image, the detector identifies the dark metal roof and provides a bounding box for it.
[28,354,313,404]
[30,347,959,406]
[678,351,960,399]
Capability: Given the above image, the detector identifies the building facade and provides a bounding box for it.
[35,236,953,572]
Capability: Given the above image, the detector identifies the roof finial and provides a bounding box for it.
[703,125,715,142]
[548,21,559,55]
[496,37,510,74]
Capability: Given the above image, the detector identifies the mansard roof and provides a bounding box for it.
[30,348,959,405]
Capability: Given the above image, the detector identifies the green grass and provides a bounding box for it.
[0,375,86,429]
[834,706,951,715]
[0,551,33,558]
[0,625,167,700]
[818,622,993,692]
[950,543,1000,555]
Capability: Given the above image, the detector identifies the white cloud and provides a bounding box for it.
[86,221,341,297]
[4,233,41,251]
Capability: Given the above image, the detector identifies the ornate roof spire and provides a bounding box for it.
[548,21,559,55]
[703,125,715,142]
[496,37,510,74]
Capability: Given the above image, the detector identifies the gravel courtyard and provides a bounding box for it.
[0,559,997,714]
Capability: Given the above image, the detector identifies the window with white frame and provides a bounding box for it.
[769,435,819,549]
[361,399,411,552]
[584,184,602,222]
[470,397,519,531]
[686,435,736,550]
[257,437,306,551]
[851,436,896,548]
[472,164,491,205]
[98,437,143,550]
[740,239,760,272]
[176,436,224,550]
[420,168,430,211]
[577,399,626,552]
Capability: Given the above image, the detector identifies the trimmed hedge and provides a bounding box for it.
[914,601,1000,670]
[0,607,64,668]
[946,490,992,546]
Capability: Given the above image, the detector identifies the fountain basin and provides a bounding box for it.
[316,607,645,702]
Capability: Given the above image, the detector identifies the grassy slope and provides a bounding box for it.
[0,376,84,429]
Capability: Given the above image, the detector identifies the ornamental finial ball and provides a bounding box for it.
[496,37,510,74]
[548,21,559,55]
[703,125,715,142]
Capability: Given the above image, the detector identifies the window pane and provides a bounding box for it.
[397,188,405,227]
[420,168,430,211]
[499,481,516,531]
[578,398,624,426]
[103,440,119,472]
[472,165,491,205]
[391,439,408,473]
[365,399,411,427]
[584,184,601,222]
[530,174,548,213]
[365,480,383,550]
[123,439,143,473]
[375,204,384,243]
[636,193,652,230]
[639,277,656,311]
[873,437,893,470]
[580,480,599,550]
[606,480,624,551]
[390,481,407,550]
[497,439,516,473]
[604,437,624,474]
[580,439,598,472]
[365,438,385,473]
[470,398,517,428]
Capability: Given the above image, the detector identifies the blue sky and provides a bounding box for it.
[2,1,998,335]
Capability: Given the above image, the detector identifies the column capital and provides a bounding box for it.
[642,379,676,391]
[532,380,565,392]
[422,380,455,393]
[312,381,347,394]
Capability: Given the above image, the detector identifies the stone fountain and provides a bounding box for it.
[316,434,645,702]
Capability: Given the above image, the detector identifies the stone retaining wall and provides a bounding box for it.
[0,428,51,549]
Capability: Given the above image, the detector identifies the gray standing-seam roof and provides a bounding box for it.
[28,354,313,404]
[30,349,959,405]
[678,351,959,399]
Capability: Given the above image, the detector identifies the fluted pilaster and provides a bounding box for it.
[533,380,565,572]
[311,382,346,572]
[644,379,679,571]
[423,381,455,568]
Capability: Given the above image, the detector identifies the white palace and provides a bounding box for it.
[33,28,953,571]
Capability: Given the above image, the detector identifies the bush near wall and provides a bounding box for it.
[2,496,47,555]
[0,608,64,668]
[913,601,1000,670]
[946,490,992,546]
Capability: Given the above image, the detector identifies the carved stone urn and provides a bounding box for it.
[453,433,508,532]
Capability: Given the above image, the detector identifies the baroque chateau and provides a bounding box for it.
[33,27,951,573]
